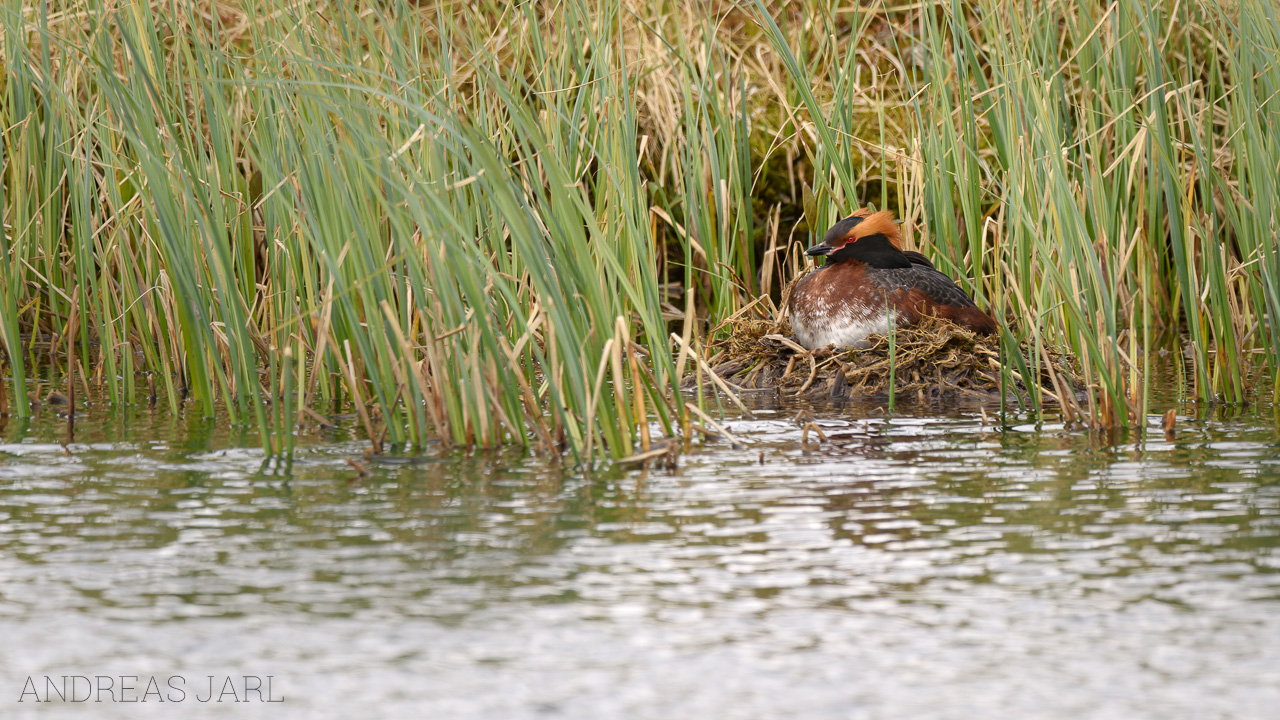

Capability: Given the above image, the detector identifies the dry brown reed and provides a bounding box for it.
[698,315,1081,406]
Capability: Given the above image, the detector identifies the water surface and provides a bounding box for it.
[2,393,1278,718]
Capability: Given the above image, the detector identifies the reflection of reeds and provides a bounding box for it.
[0,1,1276,458]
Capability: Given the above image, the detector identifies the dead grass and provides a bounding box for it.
[697,314,1082,405]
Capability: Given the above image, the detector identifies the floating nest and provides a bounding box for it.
[692,315,1082,404]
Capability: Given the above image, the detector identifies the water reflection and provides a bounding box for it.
[1,394,1278,718]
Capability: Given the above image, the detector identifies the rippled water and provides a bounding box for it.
[2,392,1279,718]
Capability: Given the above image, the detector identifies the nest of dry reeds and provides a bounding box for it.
[692,315,1082,404]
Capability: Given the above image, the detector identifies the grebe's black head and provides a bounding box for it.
[804,214,865,257]
[804,209,910,268]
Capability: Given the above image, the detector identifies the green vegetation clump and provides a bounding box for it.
[1,0,1277,458]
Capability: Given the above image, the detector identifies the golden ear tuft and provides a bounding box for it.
[849,209,901,247]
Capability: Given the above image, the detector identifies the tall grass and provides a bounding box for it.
[1,0,1276,458]
[909,0,1280,426]
[3,0,688,458]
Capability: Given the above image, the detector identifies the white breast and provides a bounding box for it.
[791,298,895,350]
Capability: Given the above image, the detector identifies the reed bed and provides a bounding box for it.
[0,0,1276,459]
